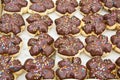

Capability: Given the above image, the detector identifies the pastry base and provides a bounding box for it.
[0,0,2,17]
[106,24,119,30]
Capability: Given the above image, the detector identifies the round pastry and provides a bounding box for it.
[0,13,25,35]
[56,0,78,15]
[111,30,120,53]
[81,14,106,36]
[0,55,23,80]
[26,13,53,35]
[104,10,120,30]
[2,0,28,14]
[56,57,87,80]
[85,35,112,57]
[80,0,102,15]
[24,55,55,80]
[0,35,22,57]
[28,0,55,15]
[115,57,120,78]
[28,33,55,57]
[101,0,120,10]
[54,35,84,58]
[55,15,81,36]
[87,56,116,79]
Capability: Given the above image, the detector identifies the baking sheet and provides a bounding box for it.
[1,0,120,80]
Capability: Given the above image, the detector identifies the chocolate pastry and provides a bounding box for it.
[85,35,112,57]
[56,57,87,80]
[28,33,54,56]
[2,0,28,12]
[111,30,120,53]
[56,0,78,14]
[54,35,84,57]
[104,10,120,29]
[116,57,120,78]
[55,15,81,35]
[24,55,55,80]
[0,13,25,34]
[81,14,105,35]
[0,35,22,55]
[26,14,53,34]
[101,0,120,9]
[29,0,54,13]
[80,0,102,14]
[0,55,22,80]
[87,56,116,79]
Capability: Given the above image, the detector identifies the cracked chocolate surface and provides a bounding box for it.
[116,57,120,78]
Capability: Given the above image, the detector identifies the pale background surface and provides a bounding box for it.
[1,0,119,80]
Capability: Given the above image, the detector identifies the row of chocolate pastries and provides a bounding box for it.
[0,0,120,15]
[0,10,120,36]
[1,54,120,80]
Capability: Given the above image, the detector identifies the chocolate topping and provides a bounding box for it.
[101,0,120,8]
[85,35,112,56]
[30,0,54,12]
[104,10,120,26]
[56,0,78,14]
[28,33,54,56]
[26,14,53,34]
[55,15,81,35]
[54,35,84,56]
[0,35,22,55]
[56,57,87,80]
[111,30,120,49]
[116,57,120,78]
[0,13,25,34]
[87,56,116,79]
[82,14,105,35]
[24,55,55,80]
[3,0,28,12]
[0,55,22,80]
[80,0,102,14]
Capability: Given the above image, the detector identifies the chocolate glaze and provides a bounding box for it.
[26,14,53,34]
[85,35,112,56]
[0,55,22,80]
[54,35,84,56]
[0,13,25,34]
[0,35,22,55]
[28,33,54,56]
[111,30,120,49]
[56,0,78,14]
[104,10,120,26]
[30,0,54,12]
[87,56,116,79]
[101,0,120,8]
[3,0,28,12]
[80,0,102,14]
[24,55,55,80]
[55,15,80,35]
[116,57,120,78]
[56,57,87,80]
[82,14,105,35]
